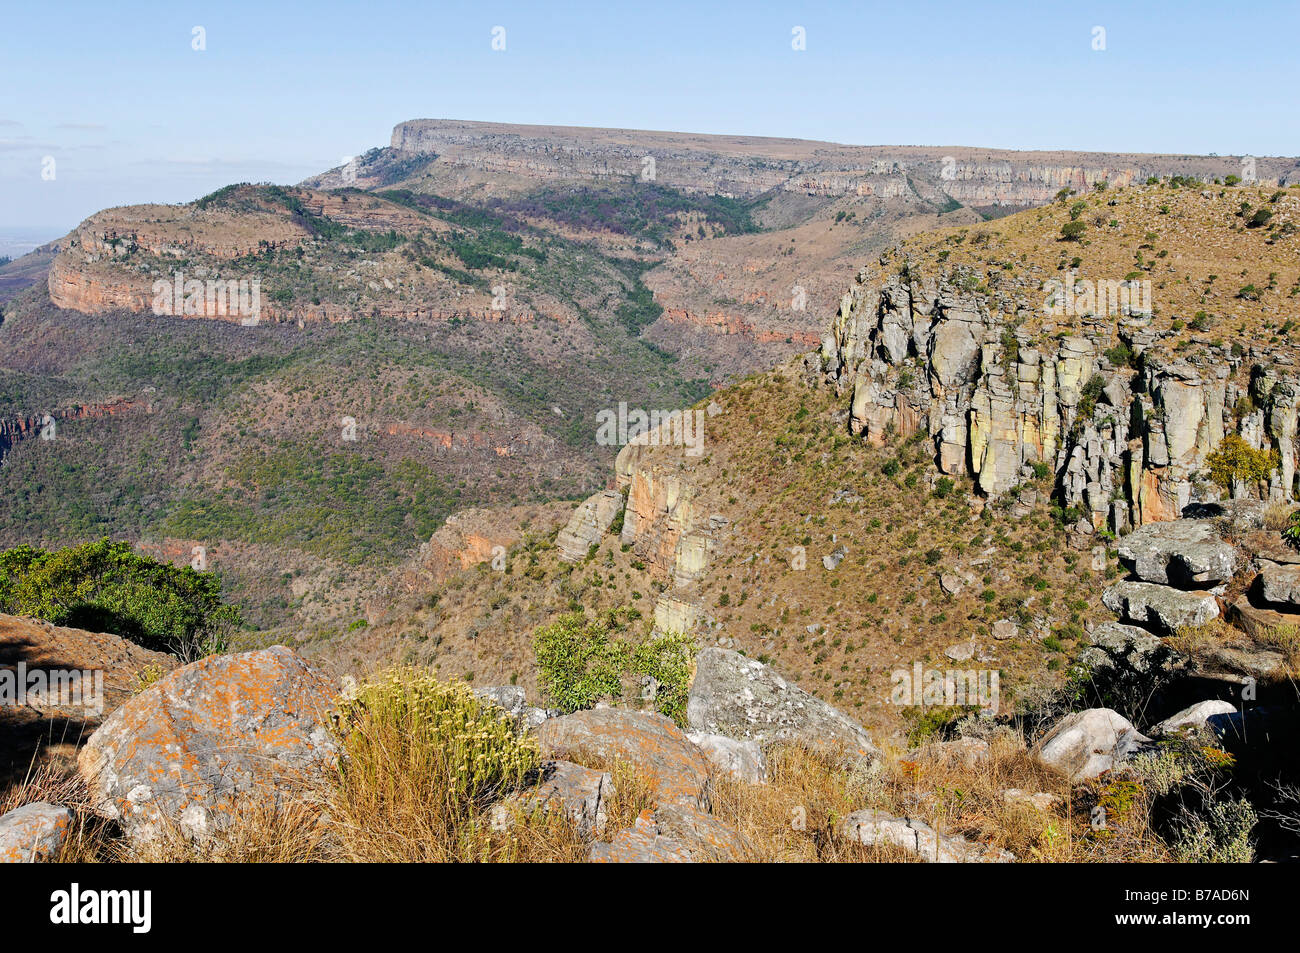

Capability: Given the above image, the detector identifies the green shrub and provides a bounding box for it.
[1060,221,1087,242]
[532,610,695,723]
[0,539,240,657]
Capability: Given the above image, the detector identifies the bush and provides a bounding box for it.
[532,610,696,722]
[1060,221,1087,242]
[337,670,538,806]
[1248,208,1273,228]
[328,669,575,861]
[0,539,240,657]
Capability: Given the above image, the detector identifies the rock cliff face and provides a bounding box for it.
[820,265,1300,531]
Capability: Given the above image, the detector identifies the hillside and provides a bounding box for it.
[0,182,711,635]
[316,177,1300,747]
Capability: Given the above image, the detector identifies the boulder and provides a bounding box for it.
[495,760,612,836]
[944,640,975,661]
[991,619,1018,641]
[1080,621,1175,674]
[1102,581,1219,636]
[836,809,1014,863]
[1031,708,1150,781]
[77,646,340,842]
[535,708,711,809]
[1116,519,1240,586]
[822,546,848,571]
[476,685,555,729]
[590,804,750,863]
[940,573,964,596]
[1150,700,1238,739]
[1256,564,1300,608]
[686,732,767,784]
[1002,789,1062,812]
[687,648,878,760]
[0,802,72,863]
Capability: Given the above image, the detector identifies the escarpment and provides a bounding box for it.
[386,119,1299,208]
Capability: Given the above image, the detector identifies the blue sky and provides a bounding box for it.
[2,0,1297,239]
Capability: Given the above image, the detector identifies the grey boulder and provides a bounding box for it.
[1031,708,1151,781]
[1102,581,1219,636]
[687,648,878,760]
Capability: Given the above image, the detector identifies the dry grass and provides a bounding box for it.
[1263,502,1297,533]
[1168,618,1235,657]
[1255,624,1300,669]
[709,732,1173,863]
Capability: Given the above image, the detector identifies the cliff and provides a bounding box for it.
[820,180,1300,533]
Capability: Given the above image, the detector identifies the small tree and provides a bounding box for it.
[1205,433,1278,499]
[1060,220,1088,242]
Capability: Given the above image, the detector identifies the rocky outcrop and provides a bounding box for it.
[821,267,1300,531]
[687,648,879,760]
[0,397,151,467]
[1117,519,1241,586]
[77,646,340,842]
[556,489,624,562]
[387,120,1295,206]
[1079,621,1176,675]
[0,613,178,783]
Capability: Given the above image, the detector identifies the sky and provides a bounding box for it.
[1,0,1297,241]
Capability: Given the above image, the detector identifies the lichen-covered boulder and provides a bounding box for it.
[687,649,878,760]
[0,802,72,863]
[535,708,711,809]
[77,646,340,842]
[590,804,750,862]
